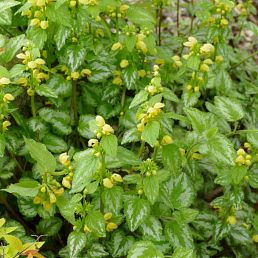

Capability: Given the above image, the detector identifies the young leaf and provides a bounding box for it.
[139,216,163,241]
[124,197,150,232]
[129,90,148,109]
[143,175,159,205]
[142,120,160,147]
[84,210,106,237]
[25,138,56,174]
[101,134,118,157]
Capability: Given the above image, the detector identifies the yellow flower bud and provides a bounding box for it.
[244,142,251,149]
[136,40,147,54]
[43,201,52,211]
[3,93,14,103]
[16,77,28,86]
[183,36,198,49]
[106,222,118,232]
[235,155,245,165]
[49,192,57,204]
[215,55,224,63]
[103,178,113,188]
[111,173,123,182]
[154,102,165,109]
[237,148,245,155]
[40,20,49,30]
[194,86,200,92]
[200,43,215,55]
[62,177,71,188]
[81,69,91,77]
[35,58,45,65]
[36,0,46,7]
[120,4,129,13]
[138,70,146,78]
[111,42,123,51]
[220,18,228,26]
[27,89,35,96]
[33,196,42,204]
[70,0,76,7]
[227,216,236,225]
[102,124,114,135]
[200,64,209,72]
[252,234,258,243]
[104,212,113,221]
[71,71,80,80]
[34,10,42,18]
[16,53,26,59]
[203,59,213,65]
[245,155,252,160]
[0,77,11,85]
[120,59,129,68]
[3,121,11,131]
[245,159,251,166]
[161,135,173,145]
[30,18,40,26]
[59,152,70,165]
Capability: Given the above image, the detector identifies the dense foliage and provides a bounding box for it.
[0,0,258,257]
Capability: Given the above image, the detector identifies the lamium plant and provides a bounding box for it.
[0,0,258,257]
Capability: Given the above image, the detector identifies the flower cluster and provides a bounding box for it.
[94,115,114,138]
[104,212,118,232]
[235,144,253,167]
[33,176,64,211]
[137,102,165,132]
[144,65,163,95]
[59,66,91,81]
[139,158,157,177]
[103,173,123,189]
[59,152,74,189]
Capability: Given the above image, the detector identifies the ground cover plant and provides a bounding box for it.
[0,0,258,257]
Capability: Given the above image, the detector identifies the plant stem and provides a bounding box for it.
[49,170,68,176]
[121,87,126,110]
[138,140,145,158]
[158,4,163,46]
[152,145,159,161]
[176,0,180,36]
[31,95,36,117]
[189,0,194,34]
[72,81,78,124]
[99,153,106,213]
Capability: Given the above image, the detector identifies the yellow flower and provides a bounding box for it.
[120,4,129,13]
[88,139,99,148]
[227,216,236,225]
[96,115,105,127]
[35,58,45,65]
[3,93,14,103]
[36,0,46,7]
[220,18,228,26]
[138,70,146,78]
[0,77,11,85]
[111,42,123,51]
[106,222,118,232]
[40,20,49,30]
[59,152,70,166]
[27,61,37,69]
[136,40,147,54]
[49,192,57,204]
[111,173,123,182]
[16,53,26,59]
[146,85,157,95]
[71,71,80,80]
[70,0,77,7]
[81,69,91,77]
[200,64,209,72]
[161,135,173,145]
[103,178,113,188]
[183,36,198,49]
[194,86,200,92]
[154,102,165,109]
[120,59,129,68]
[113,76,123,85]
[203,59,213,65]
[200,43,215,55]
[3,121,11,131]
[237,148,245,155]
[30,18,40,26]
[235,155,245,165]
[215,55,224,63]
[104,212,113,221]
[62,176,71,188]
[102,124,114,135]
[252,234,258,243]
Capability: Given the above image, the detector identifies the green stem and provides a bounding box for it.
[230,50,258,70]
[158,4,163,46]
[152,145,159,162]
[49,170,68,176]
[100,153,106,213]
[138,140,145,158]
[72,81,78,124]
[226,129,258,137]
[121,87,126,110]
[31,95,36,117]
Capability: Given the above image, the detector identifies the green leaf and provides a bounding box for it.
[124,197,150,232]
[143,175,159,205]
[71,150,100,193]
[127,7,155,27]
[162,144,182,175]
[78,115,95,139]
[36,84,58,98]
[129,90,148,109]
[87,243,109,258]
[139,216,163,241]
[55,25,71,51]
[247,130,258,148]
[56,193,82,224]
[187,55,200,70]
[160,173,195,209]
[101,186,123,215]
[17,197,38,218]
[3,179,40,197]
[199,134,235,166]
[0,1,20,12]
[182,91,200,107]
[25,138,56,174]
[42,134,68,153]
[122,67,137,90]
[213,96,244,122]
[142,120,160,147]
[171,248,196,258]
[165,220,194,248]
[36,217,62,236]
[59,45,86,72]
[101,134,117,157]
[162,87,178,102]
[46,4,71,26]
[85,210,106,237]
[0,134,6,157]
[68,232,86,258]
[125,35,137,52]
[128,241,164,258]
[110,230,135,257]
[0,34,25,63]
[0,9,12,25]
[27,27,47,49]
[173,208,199,224]
[88,62,113,83]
